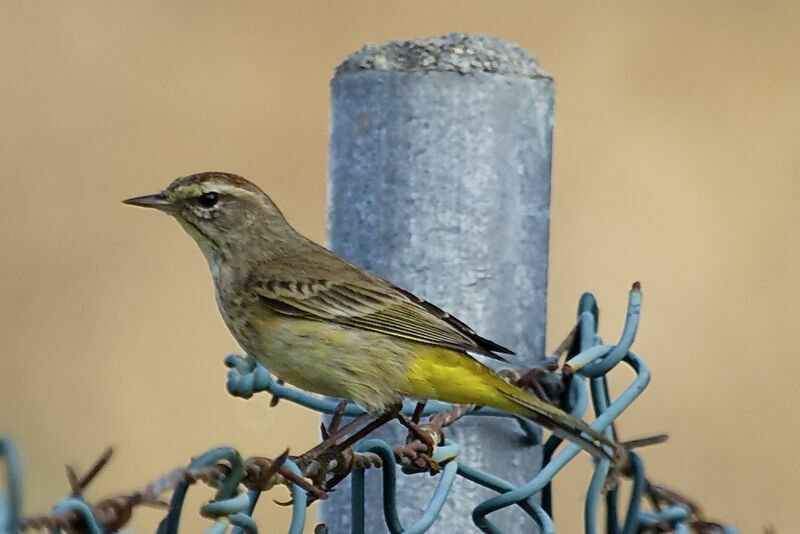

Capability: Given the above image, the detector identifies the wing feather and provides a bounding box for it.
[251,274,512,359]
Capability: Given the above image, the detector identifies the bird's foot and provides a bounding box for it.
[319,399,350,440]
[396,413,440,450]
[393,441,441,475]
[392,402,463,475]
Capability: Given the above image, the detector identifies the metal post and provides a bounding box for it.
[323,33,554,533]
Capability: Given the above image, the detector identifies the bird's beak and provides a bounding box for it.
[122,192,176,213]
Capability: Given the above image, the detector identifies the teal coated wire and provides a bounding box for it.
[578,295,615,534]
[229,510,259,534]
[352,439,459,534]
[201,492,251,519]
[542,369,592,518]
[405,458,458,534]
[51,498,102,534]
[284,459,308,534]
[198,447,251,534]
[157,478,190,533]
[621,452,646,534]
[457,463,543,531]
[578,287,642,378]
[353,440,401,533]
[205,521,229,534]
[159,447,248,534]
[230,490,262,534]
[0,290,742,534]
[226,354,541,442]
[472,352,651,533]
[584,457,611,534]
[0,438,22,534]
[638,504,690,525]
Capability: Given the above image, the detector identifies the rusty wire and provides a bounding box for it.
[0,285,738,533]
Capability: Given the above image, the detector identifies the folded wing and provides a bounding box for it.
[249,253,513,359]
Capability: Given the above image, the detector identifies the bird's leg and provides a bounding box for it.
[298,406,398,489]
[302,411,372,461]
[395,404,472,474]
[296,413,372,492]
[330,409,396,454]
[319,399,349,440]
[396,413,436,449]
[395,403,453,474]
[294,407,400,498]
[397,402,465,448]
[328,399,349,434]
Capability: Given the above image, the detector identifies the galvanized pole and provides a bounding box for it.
[323,33,554,533]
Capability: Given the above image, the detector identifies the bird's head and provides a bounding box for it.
[124,172,294,259]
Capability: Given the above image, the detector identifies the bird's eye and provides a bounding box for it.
[197,192,219,208]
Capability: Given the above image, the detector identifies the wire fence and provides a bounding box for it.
[1,286,738,533]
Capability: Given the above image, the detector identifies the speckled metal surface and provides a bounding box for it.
[322,35,554,533]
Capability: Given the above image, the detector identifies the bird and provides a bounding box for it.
[124,171,617,461]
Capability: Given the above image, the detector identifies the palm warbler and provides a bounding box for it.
[125,172,616,460]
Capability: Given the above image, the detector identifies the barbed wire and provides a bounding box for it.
[0,286,738,533]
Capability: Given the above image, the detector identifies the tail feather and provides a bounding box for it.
[404,346,622,463]
[495,387,618,462]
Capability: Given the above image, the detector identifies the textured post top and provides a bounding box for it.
[336,33,551,79]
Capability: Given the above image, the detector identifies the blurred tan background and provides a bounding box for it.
[1,1,798,532]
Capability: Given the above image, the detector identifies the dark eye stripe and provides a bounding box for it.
[198,192,219,208]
